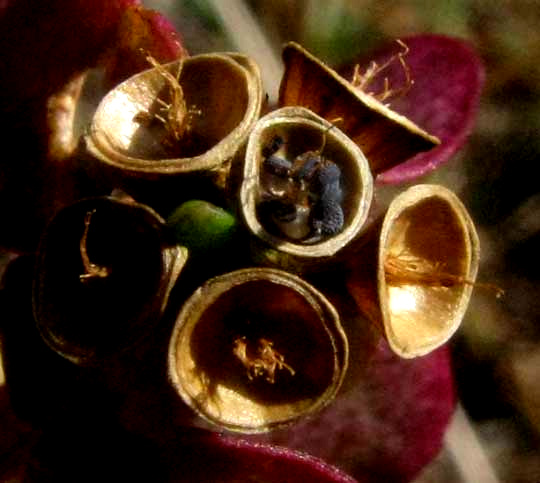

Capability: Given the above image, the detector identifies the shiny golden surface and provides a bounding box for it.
[378,184,480,357]
[86,53,263,176]
[168,268,348,433]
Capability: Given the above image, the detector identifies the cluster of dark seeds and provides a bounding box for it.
[259,135,345,243]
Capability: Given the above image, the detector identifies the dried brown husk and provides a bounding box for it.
[347,184,480,358]
[33,195,187,365]
[279,42,440,175]
[85,52,263,187]
[240,106,373,269]
[168,268,348,433]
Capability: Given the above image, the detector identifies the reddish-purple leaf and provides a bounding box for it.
[0,0,139,108]
[341,34,485,184]
[258,340,456,483]
[0,0,186,252]
[166,429,359,483]
[102,5,189,86]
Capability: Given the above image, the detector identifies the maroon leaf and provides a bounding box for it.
[0,0,186,252]
[166,429,360,483]
[0,0,138,108]
[102,5,189,86]
[341,34,485,184]
[258,340,456,482]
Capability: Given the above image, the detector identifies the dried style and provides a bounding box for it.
[233,336,295,384]
[351,39,413,104]
[133,54,201,152]
[79,209,111,282]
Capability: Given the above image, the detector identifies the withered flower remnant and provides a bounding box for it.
[344,34,486,184]
[241,106,373,266]
[168,268,348,433]
[279,41,440,176]
[33,196,187,365]
[350,39,414,104]
[346,184,480,358]
[85,52,264,193]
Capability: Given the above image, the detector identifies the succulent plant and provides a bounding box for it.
[0,1,488,482]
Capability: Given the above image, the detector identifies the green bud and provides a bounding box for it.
[167,200,238,254]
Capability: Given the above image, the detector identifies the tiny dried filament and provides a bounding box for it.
[233,336,295,384]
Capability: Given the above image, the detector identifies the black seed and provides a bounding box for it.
[311,197,344,236]
[262,135,285,158]
[264,155,293,177]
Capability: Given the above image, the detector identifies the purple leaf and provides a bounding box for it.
[167,429,360,483]
[102,5,189,86]
[341,34,485,184]
[258,340,456,482]
[0,0,138,108]
[0,0,186,252]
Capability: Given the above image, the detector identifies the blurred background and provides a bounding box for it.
[143,1,540,481]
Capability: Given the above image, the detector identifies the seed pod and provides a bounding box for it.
[346,184,480,358]
[279,42,440,175]
[240,106,373,268]
[168,268,348,433]
[33,196,188,365]
[84,52,263,192]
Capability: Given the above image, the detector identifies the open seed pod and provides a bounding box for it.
[33,196,188,365]
[168,268,348,433]
[346,184,480,358]
[85,52,263,187]
[240,106,373,267]
[279,42,440,175]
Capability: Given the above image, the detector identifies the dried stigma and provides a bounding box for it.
[233,336,295,384]
[351,39,413,104]
[134,53,201,149]
[79,209,111,282]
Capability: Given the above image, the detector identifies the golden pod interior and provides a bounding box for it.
[381,184,480,357]
[240,106,373,261]
[33,196,187,365]
[348,184,480,358]
[85,52,263,177]
[168,268,348,433]
[279,42,440,175]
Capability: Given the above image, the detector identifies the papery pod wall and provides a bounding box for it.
[168,268,348,433]
[33,195,187,365]
[347,184,480,358]
[241,106,373,270]
[84,52,264,205]
[279,42,440,175]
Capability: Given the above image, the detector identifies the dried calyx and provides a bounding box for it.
[33,196,187,365]
[85,52,263,184]
[168,268,348,433]
[346,184,481,358]
[241,106,373,265]
[279,42,440,175]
